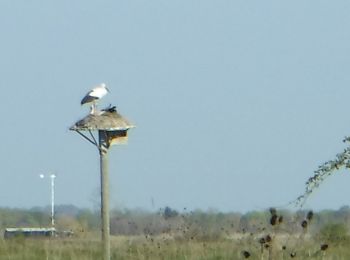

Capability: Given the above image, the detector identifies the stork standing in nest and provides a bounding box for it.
[81,83,110,114]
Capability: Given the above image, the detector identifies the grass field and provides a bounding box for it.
[1,207,349,259]
[0,234,349,260]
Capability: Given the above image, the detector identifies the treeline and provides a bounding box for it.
[1,205,350,240]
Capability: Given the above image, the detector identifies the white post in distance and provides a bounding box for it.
[40,173,56,228]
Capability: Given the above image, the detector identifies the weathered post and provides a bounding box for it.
[99,130,110,260]
[70,107,134,260]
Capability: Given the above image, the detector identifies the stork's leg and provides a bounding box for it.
[94,102,98,114]
[89,102,96,114]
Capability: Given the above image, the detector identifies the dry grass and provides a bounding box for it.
[1,234,349,260]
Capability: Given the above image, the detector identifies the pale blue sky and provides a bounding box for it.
[1,1,350,212]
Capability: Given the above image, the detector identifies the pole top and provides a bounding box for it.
[70,106,135,132]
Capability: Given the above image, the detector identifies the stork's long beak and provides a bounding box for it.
[106,87,110,93]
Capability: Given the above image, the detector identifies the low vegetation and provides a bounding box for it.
[1,205,350,259]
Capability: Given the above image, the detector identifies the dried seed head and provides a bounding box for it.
[278,215,284,224]
[259,237,266,244]
[307,211,314,221]
[290,252,296,258]
[242,251,251,258]
[270,214,278,226]
[301,220,308,229]
[320,244,328,251]
[265,234,272,242]
[282,245,287,250]
[269,208,277,216]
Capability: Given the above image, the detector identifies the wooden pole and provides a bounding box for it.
[99,130,110,260]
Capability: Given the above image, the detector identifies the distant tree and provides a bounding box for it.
[76,209,99,231]
[56,215,80,233]
[239,211,268,233]
[337,206,350,221]
[318,223,349,244]
[163,206,178,219]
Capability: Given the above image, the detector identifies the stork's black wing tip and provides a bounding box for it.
[81,95,98,105]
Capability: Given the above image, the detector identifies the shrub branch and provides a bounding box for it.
[293,137,350,207]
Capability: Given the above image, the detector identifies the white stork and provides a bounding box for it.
[81,83,109,114]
